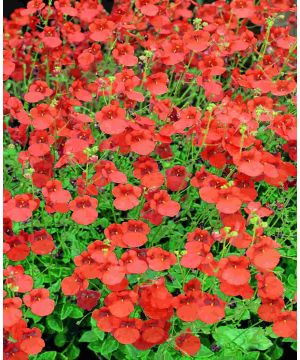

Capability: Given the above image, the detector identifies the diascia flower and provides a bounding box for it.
[183,30,210,53]
[121,220,150,247]
[197,293,226,324]
[172,293,200,322]
[5,232,31,262]
[69,195,98,225]
[120,250,148,274]
[19,327,45,355]
[24,81,53,103]
[23,288,55,316]
[4,194,39,222]
[104,290,138,318]
[4,297,23,327]
[112,184,142,211]
[95,103,128,135]
[146,189,181,217]
[258,298,285,322]
[112,318,143,344]
[246,236,281,271]
[256,273,284,300]
[145,73,169,95]
[4,265,33,293]
[146,247,176,271]
[76,290,101,311]
[217,256,251,286]
[272,311,297,339]
[28,229,55,255]
[175,329,201,356]
[166,166,190,192]
[61,268,89,296]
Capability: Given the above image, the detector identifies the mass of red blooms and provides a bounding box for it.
[3,0,297,358]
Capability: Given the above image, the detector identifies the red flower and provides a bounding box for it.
[271,79,296,96]
[112,318,142,344]
[246,236,281,271]
[147,190,181,217]
[218,256,251,286]
[145,73,169,95]
[197,294,226,324]
[69,195,98,225]
[76,290,101,311]
[146,247,176,271]
[30,104,57,130]
[120,250,148,274]
[166,166,190,192]
[230,0,256,18]
[28,229,55,255]
[136,0,159,16]
[19,327,45,355]
[256,273,284,300]
[61,268,89,296]
[92,307,115,332]
[4,265,33,293]
[121,220,150,247]
[173,293,199,322]
[40,26,62,48]
[4,194,38,222]
[181,242,213,269]
[5,232,30,261]
[23,288,55,316]
[112,43,138,67]
[175,330,201,356]
[21,0,45,15]
[112,184,142,211]
[74,251,101,279]
[4,297,23,327]
[140,319,170,345]
[125,130,155,156]
[233,148,264,177]
[272,311,297,339]
[257,298,284,322]
[95,104,128,135]
[24,81,53,103]
[89,19,115,42]
[105,290,138,317]
[183,30,210,53]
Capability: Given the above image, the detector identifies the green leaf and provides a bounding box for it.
[213,326,272,352]
[100,337,119,356]
[193,345,213,358]
[66,344,80,360]
[88,341,101,354]
[54,333,67,347]
[244,352,260,360]
[61,303,73,320]
[79,331,99,343]
[36,351,57,360]
[46,316,63,332]
[99,218,110,228]
[70,307,83,319]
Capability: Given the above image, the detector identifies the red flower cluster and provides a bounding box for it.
[4,265,54,358]
[3,0,297,357]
